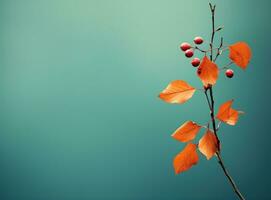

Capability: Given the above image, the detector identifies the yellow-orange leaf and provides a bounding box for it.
[172,121,201,142]
[229,42,252,69]
[197,56,219,86]
[198,130,218,160]
[159,80,196,104]
[216,100,239,125]
[173,143,199,174]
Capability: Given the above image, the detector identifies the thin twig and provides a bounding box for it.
[220,61,234,70]
[194,46,207,53]
[214,37,223,62]
[209,3,215,61]
[193,46,227,53]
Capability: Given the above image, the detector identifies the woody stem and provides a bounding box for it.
[206,3,245,200]
[204,86,245,200]
[216,152,246,200]
[208,87,220,150]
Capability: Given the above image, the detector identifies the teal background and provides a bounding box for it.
[0,0,270,199]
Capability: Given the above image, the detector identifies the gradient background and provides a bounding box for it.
[0,0,270,199]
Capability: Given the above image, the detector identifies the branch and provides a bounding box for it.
[208,87,220,151]
[204,78,245,200]
[209,3,216,61]
[216,152,246,200]
[206,3,245,200]
[204,89,212,110]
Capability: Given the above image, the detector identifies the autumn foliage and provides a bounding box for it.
[229,42,252,69]
[158,80,196,104]
[159,20,251,176]
[158,3,251,200]
[197,56,219,86]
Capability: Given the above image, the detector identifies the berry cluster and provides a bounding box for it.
[180,37,203,68]
[180,36,234,78]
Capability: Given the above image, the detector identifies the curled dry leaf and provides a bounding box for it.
[216,100,239,125]
[198,130,218,160]
[172,121,201,142]
[229,42,252,69]
[173,143,199,174]
[197,56,219,87]
[159,80,196,104]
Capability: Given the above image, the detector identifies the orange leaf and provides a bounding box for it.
[229,42,252,69]
[197,56,219,86]
[216,100,239,125]
[198,130,218,160]
[159,80,196,104]
[172,121,201,142]
[173,143,199,174]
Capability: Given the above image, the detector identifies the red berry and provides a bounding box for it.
[191,58,200,67]
[180,42,191,51]
[185,49,194,58]
[225,69,234,78]
[194,37,203,45]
